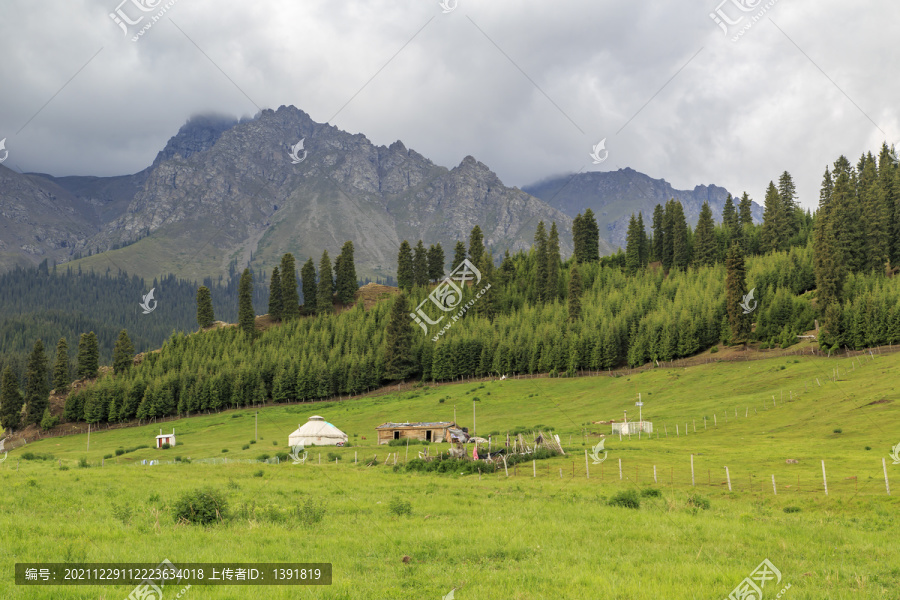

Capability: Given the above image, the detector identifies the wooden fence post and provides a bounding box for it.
[884,458,891,496]
[653,465,657,484]
[771,474,777,495]
[690,454,695,486]
[821,460,828,496]
[584,450,589,479]
[725,466,732,491]
[618,458,623,480]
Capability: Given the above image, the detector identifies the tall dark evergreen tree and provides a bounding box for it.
[474,252,495,321]
[0,366,23,431]
[268,267,283,321]
[468,225,485,267]
[24,339,49,425]
[301,258,317,314]
[77,332,99,380]
[413,240,429,287]
[382,294,416,381]
[777,171,799,239]
[452,241,467,271]
[317,250,334,314]
[830,166,864,272]
[668,200,690,270]
[738,192,754,228]
[572,213,585,263]
[725,245,751,344]
[427,243,445,282]
[397,241,414,291]
[567,263,582,322]
[112,330,135,375]
[722,194,738,230]
[582,209,600,262]
[625,213,642,273]
[761,181,786,253]
[860,160,890,272]
[651,204,665,263]
[335,241,359,304]
[280,254,301,320]
[814,212,843,309]
[546,222,561,301]
[52,337,69,394]
[238,268,255,336]
[196,286,215,328]
[533,221,549,302]
[693,202,717,267]
[636,212,649,267]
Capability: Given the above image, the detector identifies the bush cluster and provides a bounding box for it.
[173,488,228,525]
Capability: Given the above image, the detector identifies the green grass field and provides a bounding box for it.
[2,350,899,599]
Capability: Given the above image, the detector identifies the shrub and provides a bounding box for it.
[253,470,264,478]
[172,488,228,525]
[40,408,59,431]
[257,454,270,461]
[327,452,341,462]
[115,449,125,456]
[161,443,170,450]
[833,428,842,434]
[21,452,35,460]
[250,440,256,444]
[439,398,445,403]
[273,440,278,446]
[687,494,711,510]
[242,444,250,450]
[388,497,412,517]
[112,503,133,526]
[640,487,662,498]
[103,453,113,460]
[275,452,289,461]
[221,449,229,453]
[710,346,718,354]
[783,506,801,513]
[78,457,89,468]
[135,445,149,450]
[607,490,640,509]
[58,465,69,471]
[294,498,326,527]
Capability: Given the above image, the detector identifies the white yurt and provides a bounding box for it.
[288,416,348,447]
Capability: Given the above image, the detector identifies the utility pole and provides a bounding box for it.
[87,423,90,451]
[255,412,258,442]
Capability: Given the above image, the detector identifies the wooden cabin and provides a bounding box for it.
[155,429,176,448]
[375,421,459,445]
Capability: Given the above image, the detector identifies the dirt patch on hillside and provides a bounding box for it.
[355,283,400,310]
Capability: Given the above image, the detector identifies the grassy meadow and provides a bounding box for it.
[2,349,899,599]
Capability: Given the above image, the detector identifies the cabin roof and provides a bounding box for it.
[376,421,455,430]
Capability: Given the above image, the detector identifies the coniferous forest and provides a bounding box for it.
[3,146,900,432]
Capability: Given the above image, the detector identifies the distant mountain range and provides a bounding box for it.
[0,106,755,280]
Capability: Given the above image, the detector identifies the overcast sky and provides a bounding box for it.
[0,0,897,210]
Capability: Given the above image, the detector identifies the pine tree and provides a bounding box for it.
[112,330,135,375]
[546,222,561,301]
[468,225,485,267]
[280,253,301,320]
[24,339,49,425]
[268,267,283,321]
[860,160,890,272]
[397,241,414,291]
[413,240,429,287]
[777,171,799,239]
[636,212,649,267]
[335,241,359,304]
[693,202,717,267]
[669,200,690,270]
[475,253,495,321]
[238,268,255,336]
[572,213,585,263]
[452,241,467,271]
[77,332,99,379]
[0,366,24,431]
[760,181,785,253]
[625,213,642,273]
[651,204,665,263]
[722,193,738,230]
[427,243,445,282]
[725,245,751,344]
[567,263,582,321]
[382,294,416,381]
[317,250,334,314]
[301,258,317,314]
[196,285,215,328]
[738,192,754,228]
[814,200,844,309]
[533,221,549,302]
[52,337,69,394]
[830,167,864,272]
[582,209,600,262]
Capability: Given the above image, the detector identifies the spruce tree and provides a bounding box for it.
[738,192,753,228]
[777,171,798,239]
[669,200,690,270]
[725,245,751,344]
[24,339,50,425]
[112,330,135,375]
[301,258,317,314]
[382,294,416,381]
[572,213,585,263]
[625,213,641,273]
[636,212,649,267]
[722,193,738,230]
[546,222,561,301]
[397,241,414,291]
[52,337,69,394]
[533,221,549,302]
[427,243,445,282]
[582,209,600,262]
[238,268,255,336]
[268,267,283,321]
[860,160,890,272]
[452,241,467,271]
[814,200,844,309]
[413,240,429,287]
[280,253,301,320]
[761,181,785,253]
[830,167,864,272]
[335,241,358,304]
[0,366,24,431]
[651,204,665,263]
[196,285,215,328]
[475,253,495,321]
[567,263,582,321]
[317,250,334,314]
[77,332,99,380]
[693,202,717,267]
[468,225,485,267]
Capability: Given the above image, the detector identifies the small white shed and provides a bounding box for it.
[288,416,348,447]
[156,429,176,448]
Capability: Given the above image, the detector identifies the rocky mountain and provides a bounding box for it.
[523,168,762,249]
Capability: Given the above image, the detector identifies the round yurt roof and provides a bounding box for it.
[289,416,347,440]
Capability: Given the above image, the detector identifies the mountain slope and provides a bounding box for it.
[524,168,763,249]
